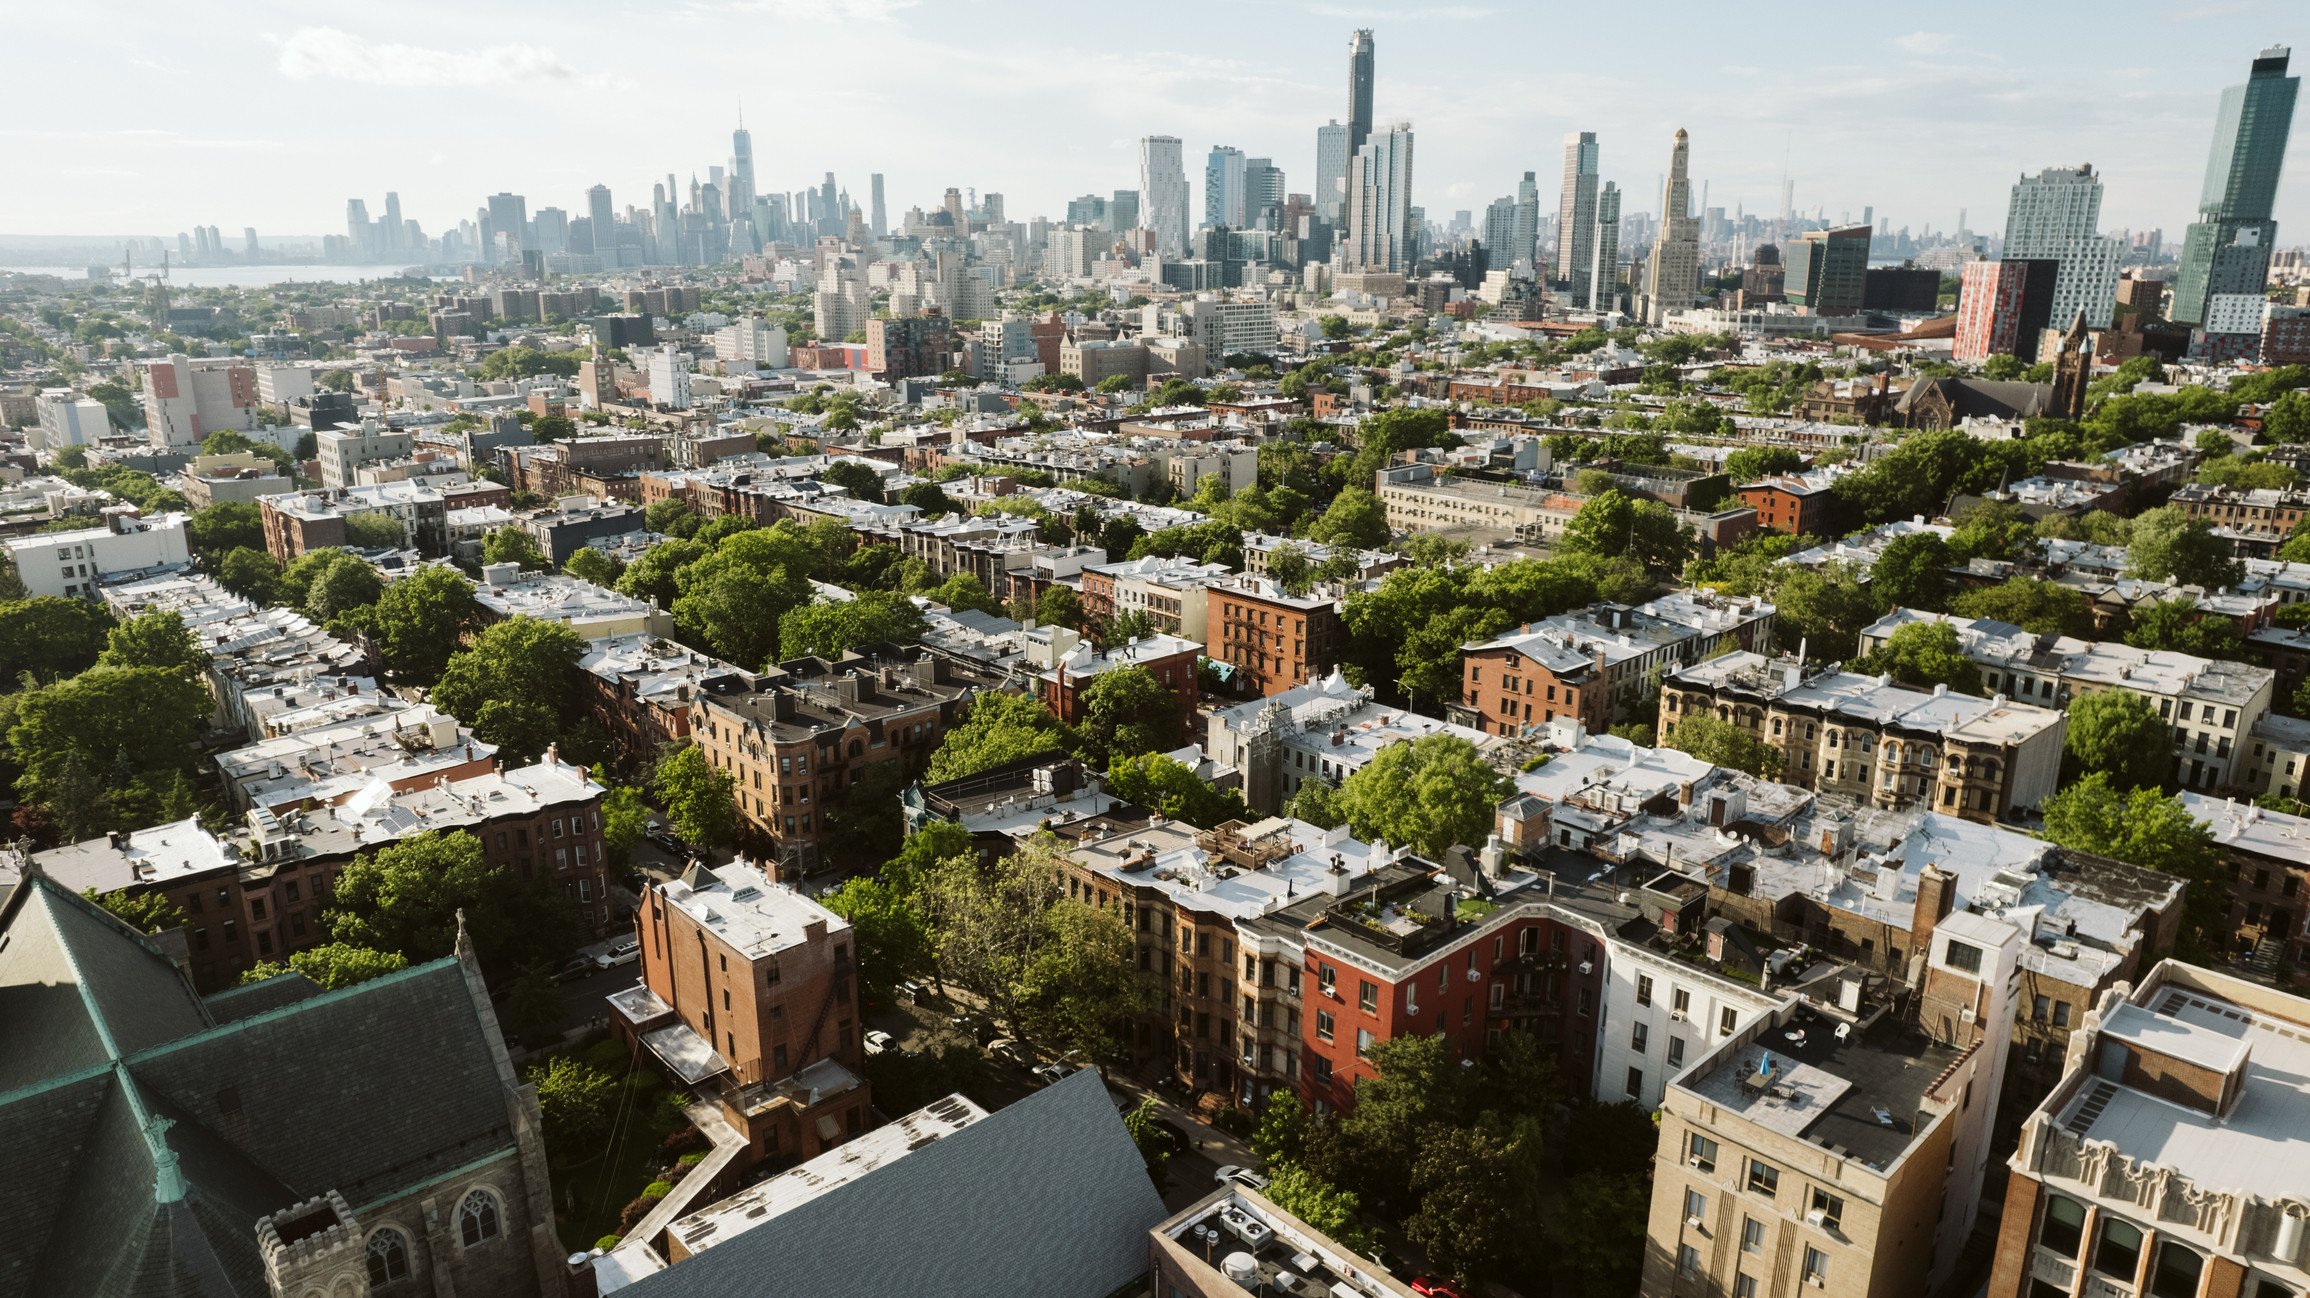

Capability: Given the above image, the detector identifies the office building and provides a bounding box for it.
[484,191,529,253]
[1141,135,1191,255]
[1987,962,2310,1298]
[869,173,887,238]
[1591,182,1623,312]
[1482,196,1519,272]
[33,387,112,449]
[2173,47,2301,325]
[1315,121,1351,223]
[1955,258,2063,362]
[1786,226,1873,315]
[1245,156,1286,230]
[1646,913,2021,1298]
[5,507,191,598]
[1644,130,1701,324]
[1111,188,1140,234]
[1204,146,1246,229]
[1560,132,1602,303]
[1344,123,1415,273]
[2002,165,2123,329]
[1512,170,1540,274]
[1345,28,1375,156]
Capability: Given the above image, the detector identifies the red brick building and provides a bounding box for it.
[1204,574,1347,698]
[1737,474,1834,536]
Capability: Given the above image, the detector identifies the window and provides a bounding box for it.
[1688,1133,1718,1173]
[2151,1243,2204,1298]
[1673,986,1692,1015]
[1356,1028,1375,1057]
[1359,980,1378,1012]
[1746,1160,1779,1197]
[1313,1056,1333,1085]
[2052,1002,2072,1029]
[1678,1244,1701,1278]
[1802,1246,1829,1285]
[1316,1010,1334,1041]
[1631,1022,1649,1054]
[2095,1217,2144,1280]
[1626,1066,1644,1097]
[1637,974,1654,1006]
[1741,1217,1765,1253]
[1684,1188,1707,1221]
[1809,1188,1844,1233]
[1719,1007,1738,1036]
[1668,1036,1687,1067]
[457,1190,501,1247]
[1736,1274,1759,1298]
[366,1230,411,1284]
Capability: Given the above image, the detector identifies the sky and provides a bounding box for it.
[3,0,2305,249]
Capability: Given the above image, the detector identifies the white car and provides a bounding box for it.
[1031,1063,1071,1087]
[863,1029,896,1055]
[591,939,640,970]
[1214,1165,1270,1192]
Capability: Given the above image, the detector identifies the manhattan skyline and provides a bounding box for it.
[3,0,2305,244]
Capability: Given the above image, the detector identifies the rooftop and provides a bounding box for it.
[1683,1000,1964,1172]
[658,860,850,962]
[1671,651,2065,747]
[1158,1187,1417,1297]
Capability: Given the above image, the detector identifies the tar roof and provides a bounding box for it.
[1683,1001,1962,1173]
[659,861,850,961]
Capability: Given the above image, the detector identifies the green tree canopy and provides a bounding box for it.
[1306,487,1390,550]
[926,691,1071,783]
[822,872,934,1003]
[282,547,383,622]
[1949,577,2097,639]
[2125,506,2242,590]
[653,745,738,848]
[2064,690,2173,790]
[1663,713,1782,777]
[1076,665,1181,768]
[214,547,285,605]
[1103,753,1248,828]
[1869,532,1953,612]
[341,511,406,549]
[778,591,928,660]
[1334,735,1514,859]
[99,609,203,676]
[563,546,624,588]
[2122,598,2245,659]
[238,942,409,990]
[526,1056,618,1161]
[2041,773,2221,952]
[820,458,886,504]
[1851,620,1982,694]
[1722,446,1805,482]
[357,564,476,682]
[1558,489,1693,574]
[481,526,550,572]
[431,616,586,763]
[325,829,584,978]
[0,596,114,683]
[186,501,263,557]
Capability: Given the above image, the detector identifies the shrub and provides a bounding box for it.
[641,1180,674,1200]
[594,1235,622,1252]
[583,1036,631,1070]
[617,1196,657,1231]
[676,1152,705,1169]
[659,1125,708,1157]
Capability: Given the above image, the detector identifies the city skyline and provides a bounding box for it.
[5,1,2306,246]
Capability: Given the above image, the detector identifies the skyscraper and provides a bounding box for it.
[1315,121,1351,225]
[1344,123,1414,273]
[485,192,529,253]
[870,174,887,238]
[345,198,371,259]
[1205,146,1247,229]
[1512,171,1539,274]
[587,184,614,237]
[381,192,402,251]
[2173,46,2300,326]
[1245,158,1286,230]
[1346,30,1375,157]
[2000,165,2121,329]
[1110,189,1140,235]
[1140,135,1191,256]
[1483,196,1519,268]
[1590,182,1622,313]
[1644,130,1700,324]
[1558,132,1600,303]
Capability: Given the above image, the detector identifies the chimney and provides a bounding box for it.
[1911,864,1958,975]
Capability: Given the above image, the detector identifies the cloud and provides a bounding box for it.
[671,0,914,18]
[1306,2,1497,18]
[273,27,586,88]
[1895,31,1959,55]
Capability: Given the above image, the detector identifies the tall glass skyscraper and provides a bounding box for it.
[1558,132,1600,303]
[2173,46,2300,326]
[1346,30,1375,156]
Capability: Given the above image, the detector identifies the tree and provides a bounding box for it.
[1403,1117,1543,1287]
[239,942,409,990]
[2126,506,2242,590]
[1950,578,2097,639]
[531,413,576,443]
[673,543,813,669]
[820,458,885,504]
[564,546,624,588]
[643,497,701,538]
[99,609,202,676]
[361,564,476,682]
[2065,690,2173,790]
[598,783,650,869]
[431,616,587,763]
[928,571,1001,616]
[1263,1164,1374,1251]
[1076,665,1181,768]
[1870,532,1953,612]
[1550,1169,1654,1298]
[1334,736,1513,859]
[1266,543,1315,595]
[653,745,737,848]
[326,829,583,977]
[927,692,1071,783]
[2041,773,2222,951]
[1764,561,1879,661]
[186,501,263,557]
[10,667,209,829]
[618,537,707,609]
[282,547,383,621]
[2123,598,2246,659]
[526,1056,618,1161]
[1104,753,1248,828]
[1307,487,1390,550]
[0,596,114,683]
[482,526,549,572]
[215,546,285,604]
[1559,489,1692,574]
[1031,585,1083,630]
[778,591,928,660]
[823,873,934,1003]
[1851,620,1982,694]
[1723,446,1806,482]
[1664,713,1781,777]
[1283,776,1344,828]
[342,511,406,549]
[85,887,188,935]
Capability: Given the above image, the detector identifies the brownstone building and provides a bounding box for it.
[614,860,871,1170]
[1738,474,1835,536]
[1205,574,1347,698]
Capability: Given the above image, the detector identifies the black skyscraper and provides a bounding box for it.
[1347,29,1375,156]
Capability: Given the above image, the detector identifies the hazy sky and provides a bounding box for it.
[5,0,2304,246]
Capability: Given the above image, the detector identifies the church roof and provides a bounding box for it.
[0,873,520,1298]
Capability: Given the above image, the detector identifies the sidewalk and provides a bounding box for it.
[1101,1070,1255,1167]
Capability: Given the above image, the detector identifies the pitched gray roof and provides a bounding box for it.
[623,1069,1167,1298]
[0,873,521,1298]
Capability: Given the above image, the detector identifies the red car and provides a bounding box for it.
[1410,1279,1466,1298]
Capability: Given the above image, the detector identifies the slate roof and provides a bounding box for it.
[0,872,521,1298]
[619,1068,1167,1298]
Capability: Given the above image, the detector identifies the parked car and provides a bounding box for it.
[645,829,684,853]
[548,956,595,985]
[592,938,640,970]
[1213,1165,1270,1192]
[1410,1278,1466,1298]
[863,1029,896,1056]
[1030,1063,1071,1087]
[986,1037,1025,1066]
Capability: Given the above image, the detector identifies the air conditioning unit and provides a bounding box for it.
[1670,1010,1687,1022]
[1466,967,1481,983]
[1579,961,1595,975]
[1806,1209,1827,1227]
[1323,985,1338,999]
[1689,1155,1708,1168]
[1686,1217,1705,1230]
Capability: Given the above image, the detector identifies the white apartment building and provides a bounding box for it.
[143,353,259,449]
[1178,298,1280,357]
[35,388,112,449]
[314,420,416,490]
[713,318,789,370]
[646,344,694,410]
[2002,166,2124,329]
[5,509,192,599]
[1595,935,1785,1111]
[254,363,316,406]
